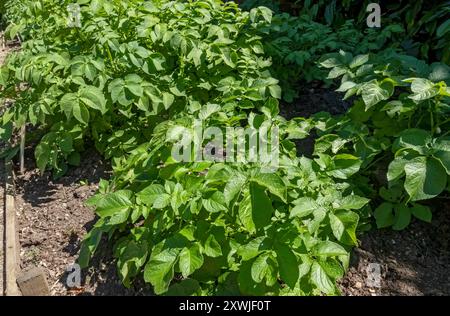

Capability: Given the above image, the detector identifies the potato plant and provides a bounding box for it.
[0,0,448,296]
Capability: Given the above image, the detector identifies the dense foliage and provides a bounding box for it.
[0,0,448,296]
[240,0,450,102]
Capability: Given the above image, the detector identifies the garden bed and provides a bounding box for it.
[5,85,450,296]
[1,0,449,297]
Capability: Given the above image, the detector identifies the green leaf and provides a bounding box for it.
[166,279,200,296]
[336,195,369,210]
[250,183,273,230]
[224,173,246,205]
[374,202,395,228]
[349,54,369,68]
[35,141,51,172]
[329,210,359,246]
[179,244,204,278]
[404,157,447,201]
[361,81,393,110]
[396,128,431,154]
[153,194,171,209]
[275,244,299,289]
[238,194,255,233]
[392,204,411,230]
[202,192,228,213]
[237,237,267,261]
[95,190,133,217]
[410,203,432,223]
[436,19,450,37]
[290,197,319,218]
[310,261,335,295]
[137,184,165,206]
[204,234,222,257]
[124,74,143,97]
[251,253,277,286]
[268,85,282,99]
[433,137,450,174]
[387,158,408,182]
[327,154,361,179]
[144,248,179,295]
[80,85,107,114]
[251,173,287,202]
[73,102,90,125]
[78,226,103,268]
[162,92,175,110]
[60,93,78,119]
[312,241,347,257]
[408,78,439,101]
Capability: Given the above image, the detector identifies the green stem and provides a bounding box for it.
[105,44,115,71]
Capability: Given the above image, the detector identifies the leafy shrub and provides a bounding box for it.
[1,0,278,175]
[80,103,372,295]
[318,50,450,229]
[247,0,450,63]
[254,13,403,102]
[1,0,371,296]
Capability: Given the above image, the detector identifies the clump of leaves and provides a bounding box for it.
[251,12,403,102]
[318,50,450,229]
[0,0,279,175]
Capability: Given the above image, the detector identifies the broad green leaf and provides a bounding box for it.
[312,241,347,257]
[60,93,78,119]
[144,248,179,295]
[204,234,222,257]
[96,190,133,217]
[35,140,51,172]
[275,244,299,289]
[239,194,255,233]
[392,204,411,230]
[237,237,267,261]
[202,191,227,213]
[374,202,395,228]
[396,128,431,154]
[251,253,277,286]
[78,226,103,268]
[387,158,408,182]
[162,92,175,110]
[73,102,90,125]
[410,204,432,223]
[80,85,107,114]
[408,78,439,101]
[404,157,447,201]
[433,137,450,174]
[290,197,319,218]
[224,173,247,205]
[310,261,335,295]
[361,80,393,110]
[137,184,165,206]
[250,183,274,230]
[327,154,361,179]
[179,244,204,278]
[268,85,282,99]
[336,195,369,210]
[349,54,369,68]
[166,279,200,296]
[153,194,171,209]
[329,210,359,245]
[251,173,287,202]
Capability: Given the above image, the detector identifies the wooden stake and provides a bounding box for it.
[17,267,50,296]
[4,160,21,296]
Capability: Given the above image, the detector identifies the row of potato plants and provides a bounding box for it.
[0,0,448,295]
